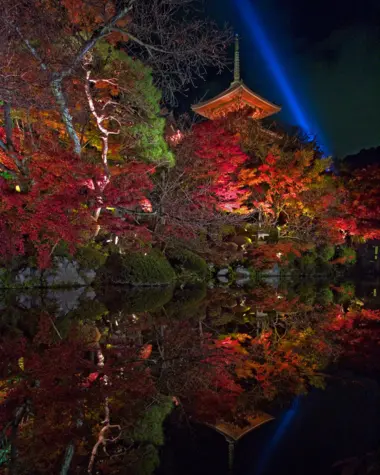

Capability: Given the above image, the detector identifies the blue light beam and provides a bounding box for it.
[235,0,329,155]
[255,396,300,475]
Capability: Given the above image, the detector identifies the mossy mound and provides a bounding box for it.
[165,247,209,280]
[163,283,207,319]
[99,286,174,314]
[75,244,107,269]
[96,250,176,286]
[318,244,335,262]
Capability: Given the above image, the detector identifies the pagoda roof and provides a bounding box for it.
[192,35,281,121]
[192,80,281,120]
[205,411,275,441]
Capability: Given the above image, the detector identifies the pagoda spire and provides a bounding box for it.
[232,34,241,85]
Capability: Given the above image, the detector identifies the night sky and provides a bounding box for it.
[192,0,380,158]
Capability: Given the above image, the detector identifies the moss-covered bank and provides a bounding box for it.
[96,250,176,286]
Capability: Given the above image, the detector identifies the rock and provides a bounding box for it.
[236,277,251,286]
[81,269,97,285]
[217,276,229,284]
[15,268,42,287]
[84,288,96,300]
[262,276,280,289]
[217,268,229,277]
[46,288,85,316]
[235,266,250,276]
[261,263,280,276]
[2,256,96,289]
[16,293,43,309]
[44,257,86,287]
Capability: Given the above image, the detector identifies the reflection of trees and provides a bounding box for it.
[0,283,378,473]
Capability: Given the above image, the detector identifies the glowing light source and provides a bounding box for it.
[168,129,183,145]
[139,198,153,213]
[235,0,329,155]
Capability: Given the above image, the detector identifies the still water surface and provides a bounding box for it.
[1,277,380,474]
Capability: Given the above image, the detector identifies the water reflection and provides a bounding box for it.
[0,279,380,474]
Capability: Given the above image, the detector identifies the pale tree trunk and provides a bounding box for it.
[51,78,82,156]
[84,69,117,234]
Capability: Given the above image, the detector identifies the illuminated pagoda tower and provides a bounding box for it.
[192,35,281,120]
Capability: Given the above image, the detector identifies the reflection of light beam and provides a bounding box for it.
[255,396,300,475]
[235,0,329,155]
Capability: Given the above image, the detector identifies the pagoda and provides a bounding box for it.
[192,35,281,120]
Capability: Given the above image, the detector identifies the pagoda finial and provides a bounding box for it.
[232,33,240,84]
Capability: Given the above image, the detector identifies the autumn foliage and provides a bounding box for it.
[192,121,249,212]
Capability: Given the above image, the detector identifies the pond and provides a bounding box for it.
[1,277,380,474]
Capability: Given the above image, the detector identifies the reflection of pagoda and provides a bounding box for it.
[204,411,275,473]
[192,35,281,120]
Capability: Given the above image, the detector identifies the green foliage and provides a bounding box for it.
[95,42,174,166]
[298,283,317,305]
[299,252,317,273]
[318,244,335,262]
[165,247,209,279]
[0,444,10,467]
[316,287,334,305]
[132,445,160,475]
[337,246,357,265]
[246,266,257,280]
[97,250,176,286]
[75,244,107,269]
[53,241,71,258]
[0,268,12,288]
[131,118,174,166]
[133,397,173,446]
[66,299,108,323]
[220,224,237,238]
[335,282,356,304]
[0,171,13,181]
[267,227,279,244]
